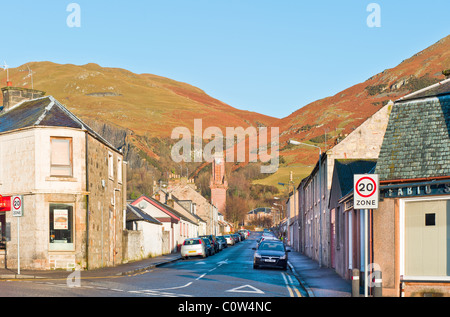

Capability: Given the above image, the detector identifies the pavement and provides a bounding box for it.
[287,250,352,297]
[0,247,352,297]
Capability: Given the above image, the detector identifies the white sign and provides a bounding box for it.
[12,195,23,217]
[354,175,379,209]
[54,209,69,230]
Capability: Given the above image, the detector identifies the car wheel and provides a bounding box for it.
[253,264,258,269]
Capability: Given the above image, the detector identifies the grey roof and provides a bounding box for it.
[397,78,450,102]
[0,95,118,151]
[375,79,450,181]
[248,207,272,215]
[126,204,162,225]
[334,159,377,197]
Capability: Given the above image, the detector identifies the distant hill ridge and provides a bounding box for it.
[1,34,449,191]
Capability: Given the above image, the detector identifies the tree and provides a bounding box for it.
[225,195,249,228]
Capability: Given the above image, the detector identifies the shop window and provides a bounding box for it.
[49,203,74,251]
[404,199,449,277]
[50,137,73,177]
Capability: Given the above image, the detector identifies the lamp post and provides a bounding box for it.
[289,139,323,267]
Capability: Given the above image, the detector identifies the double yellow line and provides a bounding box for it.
[282,272,302,297]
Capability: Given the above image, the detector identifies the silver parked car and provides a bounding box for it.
[181,238,207,259]
[224,234,235,246]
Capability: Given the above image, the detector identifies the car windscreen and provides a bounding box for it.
[259,242,285,252]
[184,239,201,245]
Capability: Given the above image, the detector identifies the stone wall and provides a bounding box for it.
[86,133,125,269]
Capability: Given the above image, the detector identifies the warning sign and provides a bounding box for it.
[354,175,379,209]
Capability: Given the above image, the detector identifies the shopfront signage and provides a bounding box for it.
[0,196,11,212]
[382,182,450,198]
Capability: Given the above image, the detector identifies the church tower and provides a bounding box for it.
[210,153,228,214]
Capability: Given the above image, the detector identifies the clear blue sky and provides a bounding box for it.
[1,1,449,118]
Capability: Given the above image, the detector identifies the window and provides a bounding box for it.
[108,152,114,180]
[425,213,436,226]
[51,138,72,177]
[49,203,74,251]
[117,157,122,183]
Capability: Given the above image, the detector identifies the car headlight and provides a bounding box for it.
[254,253,261,259]
[280,254,287,260]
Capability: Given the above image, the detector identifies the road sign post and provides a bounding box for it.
[12,196,23,275]
[354,175,379,297]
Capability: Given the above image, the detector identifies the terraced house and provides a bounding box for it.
[0,86,126,270]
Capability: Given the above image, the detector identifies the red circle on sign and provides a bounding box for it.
[13,196,21,209]
[355,177,377,198]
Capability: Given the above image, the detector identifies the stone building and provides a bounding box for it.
[0,86,126,270]
[373,78,450,296]
[298,101,392,267]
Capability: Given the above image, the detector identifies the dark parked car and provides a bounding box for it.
[199,235,220,253]
[216,236,228,249]
[252,240,290,270]
[201,237,215,256]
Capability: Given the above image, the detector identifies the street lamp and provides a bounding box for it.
[289,139,323,267]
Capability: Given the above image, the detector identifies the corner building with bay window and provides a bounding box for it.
[0,86,126,270]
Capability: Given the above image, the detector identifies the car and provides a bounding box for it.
[252,240,290,270]
[201,237,215,256]
[181,238,207,259]
[238,229,249,239]
[224,234,235,246]
[256,234,279,248]
[238,231,246,241]
[199,235,220,253]
[232,233,240,243]
[216,236,228,249]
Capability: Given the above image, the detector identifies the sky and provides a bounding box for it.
[0,1,449,119]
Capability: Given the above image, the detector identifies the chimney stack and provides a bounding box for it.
[1,86,45,112]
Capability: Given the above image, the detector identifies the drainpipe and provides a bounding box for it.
[85,132,90,270]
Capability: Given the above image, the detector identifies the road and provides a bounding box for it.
[0,232,305,298]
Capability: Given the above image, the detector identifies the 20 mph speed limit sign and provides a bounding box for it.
[12,195,23,217]
[354,175,379,209]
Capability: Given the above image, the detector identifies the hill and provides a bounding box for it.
[260,35,450,191]
[2,34,450,200]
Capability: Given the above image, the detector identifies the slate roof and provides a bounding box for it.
[334,159,377,197]
[134,195,198,226]
[0,95,118,151]
[375,79,450,181]
[248,207,272,215]
[126,204,162,225]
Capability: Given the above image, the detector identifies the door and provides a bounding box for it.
[330,208,335,268]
